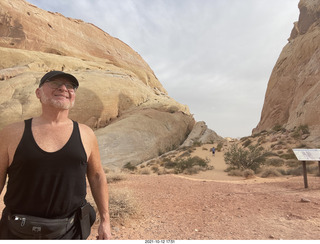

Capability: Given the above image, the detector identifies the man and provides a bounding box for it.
[0,71,111,239]
[210,147,215,156]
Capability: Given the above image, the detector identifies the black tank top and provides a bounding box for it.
[4,118,88,218]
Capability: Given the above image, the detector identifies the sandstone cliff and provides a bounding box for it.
[0,0,221,169]
[253,0,320,142]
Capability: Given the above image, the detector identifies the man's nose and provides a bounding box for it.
[57,84,68,91]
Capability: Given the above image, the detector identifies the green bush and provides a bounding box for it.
[227,169,243,177]
[242,139,252,148]
[272,124,284,132]
[279,151,296,160]
[266,158,285,167]
[243,169,255,179]
[216,142,223,152]
[224,144,267,172]
[122,162,137,171]
[106,173,127,183]
[192,140,202,147]
[292,124,310,138]
[164,156,210,174]
[261,168,282,178]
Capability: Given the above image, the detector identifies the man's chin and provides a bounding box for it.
[51,100,74,110]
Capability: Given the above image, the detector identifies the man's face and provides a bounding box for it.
[36,77,76,110]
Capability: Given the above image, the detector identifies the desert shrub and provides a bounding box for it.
[216,142,223,152]
[266,158,285,167]
[175,156,210,174]
[252,130,268,138]
[272,124,285,132]
[292,124,310,138]
[285,159,300,168]
[163,159,177,169]
[122,162,137,171]
[243,169,255,179]
[282,164,316,176]
[285,167,303,176]
[183,165,202,175]
[240,136,249,142]
[139,168,151,175]
[306,165,319,174]
[109,188,140,225]
[242,139,252,148]
[179,151,191,158]
[224,144,267,172]
[192,140,202,147]
[227,169,243,177]
[261,168,282,178]
[158,168,176,175]
[151,165,159,173]
[103,166,110,174]
[264,151,278,157]
[296,143,308,148]
[164,156,210,174]
[257,136,267,144]
[279,150,296,160]
[107,173,127,183]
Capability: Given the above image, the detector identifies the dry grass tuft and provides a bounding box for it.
[106,173,127,183]
[109,187,141,225]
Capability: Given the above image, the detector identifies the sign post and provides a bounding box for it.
[292,149,320,188]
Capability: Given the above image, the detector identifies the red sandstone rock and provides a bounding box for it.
[254,0,320,142]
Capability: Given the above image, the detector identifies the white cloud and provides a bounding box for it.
[27,0,300,137]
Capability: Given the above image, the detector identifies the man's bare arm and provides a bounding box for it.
[0,128,9,195]
[0,122,25,196]
[83,126,111,240]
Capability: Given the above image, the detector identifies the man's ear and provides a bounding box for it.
[35,88,41,99]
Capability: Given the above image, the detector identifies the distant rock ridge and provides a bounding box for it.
[180,121,223,148]
[253,0,320,142]
[0,0,220,169]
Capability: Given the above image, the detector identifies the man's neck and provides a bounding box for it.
[37,107,71,125]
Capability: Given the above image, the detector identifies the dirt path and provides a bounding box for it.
[99,174,320,240]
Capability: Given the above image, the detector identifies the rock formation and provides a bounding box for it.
[0,0,219,169]
[180,121,223,148]
[253,0,320,142]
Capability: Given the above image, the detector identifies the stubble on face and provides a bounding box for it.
[39,88,75,110]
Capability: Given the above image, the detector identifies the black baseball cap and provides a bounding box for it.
[39,71,79,89]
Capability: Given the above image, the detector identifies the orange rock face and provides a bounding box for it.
[0,0,164,92]
[253,0,320,140]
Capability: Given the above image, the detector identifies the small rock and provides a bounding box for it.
[301,198,311,203]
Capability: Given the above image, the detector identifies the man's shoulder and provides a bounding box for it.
[0,121,25,137]
[78,123,95,137]
[0,121,25,149]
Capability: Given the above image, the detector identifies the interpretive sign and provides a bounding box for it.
[292,149,320,188]
[292,149,320,161]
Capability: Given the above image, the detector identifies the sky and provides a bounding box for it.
[27,0,300,138]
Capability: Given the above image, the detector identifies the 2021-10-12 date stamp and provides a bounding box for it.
[145,240,175,244]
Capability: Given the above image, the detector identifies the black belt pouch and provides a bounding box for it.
[79,203,95,239]
[7,212,75,239]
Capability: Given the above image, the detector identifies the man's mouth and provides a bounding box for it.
[54,94,69,99]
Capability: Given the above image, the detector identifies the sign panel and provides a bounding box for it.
[292,149,320,161]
